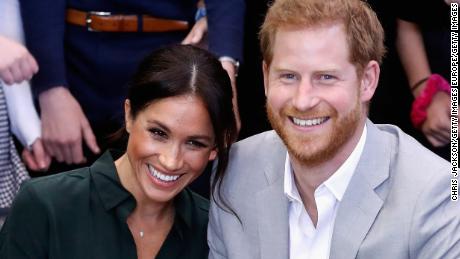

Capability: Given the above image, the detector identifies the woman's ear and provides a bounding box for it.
[208,147,218,161]
[124,100,132,134]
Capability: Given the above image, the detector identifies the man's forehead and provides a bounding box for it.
[272,23,348,53]
[275,21,346,37]
[270,23,350,62]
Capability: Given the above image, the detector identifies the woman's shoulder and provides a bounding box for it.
[185,189,209,214]
[178,188,209,227]
[19,167,92,205]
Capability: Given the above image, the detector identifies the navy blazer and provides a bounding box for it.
[19,0,245,124]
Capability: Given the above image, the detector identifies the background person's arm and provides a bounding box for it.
[396,19,450,147]
[20,0,99,164]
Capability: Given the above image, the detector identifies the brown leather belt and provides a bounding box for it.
[66,8,189,32]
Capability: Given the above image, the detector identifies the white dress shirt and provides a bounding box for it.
[284,125,367,259]
[1,0,41,147]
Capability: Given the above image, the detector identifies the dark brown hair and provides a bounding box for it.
[118,44,237,211]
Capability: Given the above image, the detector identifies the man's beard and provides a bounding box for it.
[267,100,363,167]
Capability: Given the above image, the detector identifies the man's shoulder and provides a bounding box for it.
[374,123,449,171]
[371,123,449,193]
[228,130,286,174]
[223,130,286,191]
[357,124,458,257]
[232,130,285,157]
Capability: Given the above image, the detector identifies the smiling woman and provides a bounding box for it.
[0,45,237,259]
[119,95,217,205]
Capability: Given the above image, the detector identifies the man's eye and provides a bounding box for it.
[281,73,297,80]
[320,74,335,80]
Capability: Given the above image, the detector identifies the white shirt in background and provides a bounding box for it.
[0,0,41,147]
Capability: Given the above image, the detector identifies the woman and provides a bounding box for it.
[0,44,237,258]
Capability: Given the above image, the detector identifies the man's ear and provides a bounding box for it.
[262,61,269,96]
[124,100,132,134]
[360,60,380,103]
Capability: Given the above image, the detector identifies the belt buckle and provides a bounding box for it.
[86,11,111,31]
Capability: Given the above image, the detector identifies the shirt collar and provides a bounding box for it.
[284,154,301,203]
[90,150,193,233]
[173,189,194,231]
[91,150,132,212]
[284,125,367,202]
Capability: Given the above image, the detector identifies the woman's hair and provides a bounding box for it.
[123,44,237,210]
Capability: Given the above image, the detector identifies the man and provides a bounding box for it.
[19,0,244,169]
[208,0,459,258]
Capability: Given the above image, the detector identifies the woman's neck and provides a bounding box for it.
[116,153,175,259]
[115,153,174,219]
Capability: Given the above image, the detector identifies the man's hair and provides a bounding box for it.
[260,0,385,75]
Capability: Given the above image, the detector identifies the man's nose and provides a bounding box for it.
[292,79,320,111]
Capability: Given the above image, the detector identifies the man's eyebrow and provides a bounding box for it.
[271,67,297,73]
[315,69,339,74]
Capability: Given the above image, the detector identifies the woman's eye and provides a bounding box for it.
[149,128,167,138]
[187,140,207,148]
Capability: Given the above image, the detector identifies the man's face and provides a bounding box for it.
[264,23,375,166]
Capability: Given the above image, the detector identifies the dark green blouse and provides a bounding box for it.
[0,151,209,259]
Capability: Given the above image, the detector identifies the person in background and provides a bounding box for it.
[208,0,458,258]
[19,0,244,173]
[0,44,237,258]
[181,0,273,140]
[235,0,273,140]
[0,0,50,226]
[395,0,451,160]
[0,0,49,171]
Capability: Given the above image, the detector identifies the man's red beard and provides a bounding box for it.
[266,100,362,167]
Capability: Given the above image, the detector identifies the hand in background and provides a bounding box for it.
[421,92,451,147]
[182,17,208,45]
[182,3,240,135]
[0,36,38,85]
[39,87,100,165]
[221,60,241,134]
[22,138,51,171]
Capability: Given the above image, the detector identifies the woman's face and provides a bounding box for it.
[125,94,217,203]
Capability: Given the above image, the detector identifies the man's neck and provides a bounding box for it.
[292,155,347,227]
[290,122,366,224]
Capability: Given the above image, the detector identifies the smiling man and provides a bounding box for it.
[208,0,459,258]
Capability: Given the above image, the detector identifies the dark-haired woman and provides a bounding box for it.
[0,44,237,259]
